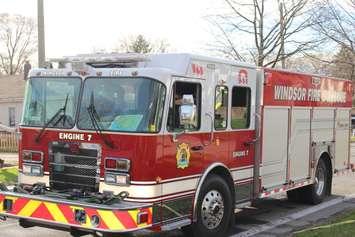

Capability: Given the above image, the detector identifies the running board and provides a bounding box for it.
[235,201,251,210]
[161,218,191,231]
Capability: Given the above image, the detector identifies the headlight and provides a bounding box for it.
[105,173,130,186]
[22,164,43,176]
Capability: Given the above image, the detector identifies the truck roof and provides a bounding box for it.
[29,53,256,78]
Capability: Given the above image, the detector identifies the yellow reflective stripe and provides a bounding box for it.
[70,205,83,210]
[44,202,67,223]
[0,201,3,212]
[18,200,41,217]
[97,210,125,230]
[128,210,138,224]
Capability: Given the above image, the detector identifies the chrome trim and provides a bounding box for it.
[104,157,131,172]
[22,164,44,177]
[104,172,130,186]
[137,211,148,225]
[22,150,44,164]
[192,162,231,222]
[56,153,98,160]
[160,218,191,231]
[49,162,97,170]
[50,180,98,188]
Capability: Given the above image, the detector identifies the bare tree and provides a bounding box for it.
[0,14,37,75]
[285,53,332,75]
[210,0,322,68]
[330,46,355,81]
[311,0,354,81]
[116,35,169,54]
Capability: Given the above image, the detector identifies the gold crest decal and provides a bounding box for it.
[176,143,190,169]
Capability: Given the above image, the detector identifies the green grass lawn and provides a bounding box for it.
[293,210,355,237]
[0,167,18,185]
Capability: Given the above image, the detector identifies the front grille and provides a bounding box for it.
[49,142,101,192]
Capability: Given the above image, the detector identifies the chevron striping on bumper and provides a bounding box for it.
[17,200,42,217]
[43,202,68,223]
[97,209,125,230]
[0,194,152,232]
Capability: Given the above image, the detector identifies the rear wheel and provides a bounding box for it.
[184,175,233,237]
[287,159,329,204]
[305,158,328,204]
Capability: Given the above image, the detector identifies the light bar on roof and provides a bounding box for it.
[52,53,149,64]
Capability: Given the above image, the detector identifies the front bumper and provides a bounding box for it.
[0,191,153,233]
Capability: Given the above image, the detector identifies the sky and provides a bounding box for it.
[0,0,224,59]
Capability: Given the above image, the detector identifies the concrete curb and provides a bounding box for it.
[231,194,355,237]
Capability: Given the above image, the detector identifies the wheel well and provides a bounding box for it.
[319,152,333,195]
[192,164,235,222]
[208,166,235,201]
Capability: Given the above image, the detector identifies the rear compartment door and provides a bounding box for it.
[289,107,311,181]
[260,107,288,189]
[334,108,350,171]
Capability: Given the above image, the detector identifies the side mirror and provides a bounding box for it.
[180,104,196,126]
[179,94,196,128]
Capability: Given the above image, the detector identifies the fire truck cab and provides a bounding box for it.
[0,53,352,237]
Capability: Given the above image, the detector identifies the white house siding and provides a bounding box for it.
[0,75,26,128]
[0,101,23,127]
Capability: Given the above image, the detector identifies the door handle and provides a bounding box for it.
[191,145,204,151]
[244,138,258,146]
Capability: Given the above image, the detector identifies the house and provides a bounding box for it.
[0,75,26,128]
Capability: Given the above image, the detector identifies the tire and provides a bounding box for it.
[304,158,328,204]
[184,175,233,237]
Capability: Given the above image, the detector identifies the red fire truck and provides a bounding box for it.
[0,53,352,237]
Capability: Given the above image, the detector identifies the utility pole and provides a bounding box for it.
[279,1,286,69]
[37,0,46,68]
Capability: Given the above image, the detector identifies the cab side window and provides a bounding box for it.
[167,81,201,131]
[231,87,250,129]
[214,86,228,130]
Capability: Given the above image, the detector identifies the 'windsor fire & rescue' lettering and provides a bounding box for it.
[274,85,346,103]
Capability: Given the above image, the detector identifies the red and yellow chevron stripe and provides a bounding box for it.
[0,194,152,232]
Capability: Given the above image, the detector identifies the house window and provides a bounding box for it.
[231,87,251,129]
[9,107,16,127]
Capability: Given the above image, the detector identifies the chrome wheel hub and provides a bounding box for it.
[201,190,224,229]
[315,166,325,196]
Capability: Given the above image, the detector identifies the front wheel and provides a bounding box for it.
[184,175,233,237]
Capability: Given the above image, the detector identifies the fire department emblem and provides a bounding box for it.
[176,143,191,169]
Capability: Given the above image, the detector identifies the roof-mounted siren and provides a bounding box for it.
[51,53,150,70]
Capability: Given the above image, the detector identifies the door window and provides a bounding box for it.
[167,81,201,131]
[214,86,228,130]
[231,87,251,129]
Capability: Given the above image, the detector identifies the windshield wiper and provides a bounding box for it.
[35,94,69,142]
[53,94,72,127]
[87,92,114,149]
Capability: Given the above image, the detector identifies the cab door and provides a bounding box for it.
[161,79,205,180]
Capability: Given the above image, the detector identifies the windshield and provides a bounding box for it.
[22,77,82,128]
[78,77,166,133]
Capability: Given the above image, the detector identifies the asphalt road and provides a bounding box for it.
[0,146,354,237]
